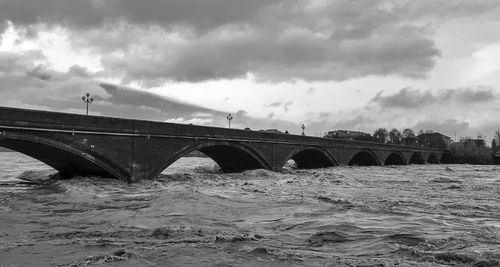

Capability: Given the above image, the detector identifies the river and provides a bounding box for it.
[0,152,499,266]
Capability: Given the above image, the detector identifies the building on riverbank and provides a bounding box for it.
[417,132,451,150]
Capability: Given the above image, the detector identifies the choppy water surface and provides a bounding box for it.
[1,152,500,266]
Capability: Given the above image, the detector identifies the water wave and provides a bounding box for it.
[1,154,499,266]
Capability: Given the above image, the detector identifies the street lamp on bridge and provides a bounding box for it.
[226,113,233,128]
[82,92,94,115]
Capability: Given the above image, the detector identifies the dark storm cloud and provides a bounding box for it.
[98,83,215,116]
[0,0,108,30]
[371,86,496,109]
[0,0,446,83]
[3,0,494,33]
[25,65,55,81]
[117,0,278,31]
[0,0,279,32]
[94,22,440,83]
[371,87,436,108]
[0,50,45,73]
[24,64,95,83]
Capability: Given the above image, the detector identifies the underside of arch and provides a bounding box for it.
[289,148,336,169]
[157,142,270,175]
[427,153,440,164]
[384,152,406,165]
[198,145,268,172]
[349,151,380,166]
[0,137,125,180]
[409,153,426,164]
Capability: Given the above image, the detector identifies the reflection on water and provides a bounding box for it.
[0,152,500,266]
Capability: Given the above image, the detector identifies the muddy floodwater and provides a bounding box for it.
[0,152,500,266]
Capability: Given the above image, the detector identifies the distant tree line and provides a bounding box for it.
[372,128,417,145]
[443,137,493,164]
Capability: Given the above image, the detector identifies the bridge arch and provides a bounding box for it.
[427,153,440,164]
[154,141,271,176]
[281,147,336,169]
[384,152,407,165]
[409,152,426,164]
[0,133,128,180]
[348,150,380,166]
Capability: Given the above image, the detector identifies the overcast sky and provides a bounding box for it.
[1,0,499,140]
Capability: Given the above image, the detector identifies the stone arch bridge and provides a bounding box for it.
[0,107,448,182]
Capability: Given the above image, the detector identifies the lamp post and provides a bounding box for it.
[226,113,233,128]
[82,92,94,115]
[301,124,305,136]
